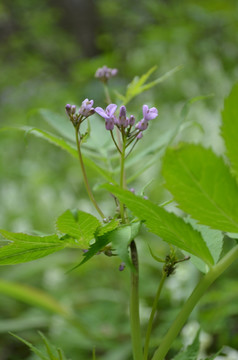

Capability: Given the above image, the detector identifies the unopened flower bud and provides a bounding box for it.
[71,105,76,114]
[118,105,128,127]
[128,115,135,126]
[137,132,143,139]
[65,104,71,114]
[119,262,126,271]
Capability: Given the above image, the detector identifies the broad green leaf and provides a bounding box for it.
[0,279,69,316]
[39,108,75,142]
[163,144,238,232]
[96,219,120,237]
[103,185,213,265]
[10,333,49,360]
[172,331,200,360]
[0,231,66,265]
[71,220,123,270]
[221,83,238,180]
[56,210,100,248]
[185,218,223,273]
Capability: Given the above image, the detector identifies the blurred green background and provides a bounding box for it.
[0,0,238,359]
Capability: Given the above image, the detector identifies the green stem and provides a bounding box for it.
[110,130,121,154]
[144,274,166,360]
[75,128,105,219]
[103,83,111,105]
[130,240,144,360]
[119,137,126,222]
[151,244,238,360]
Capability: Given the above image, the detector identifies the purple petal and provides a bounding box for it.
[106,104,117,116]
[142,105,149,118]
[95,107,109,119]
[147,107,158,120]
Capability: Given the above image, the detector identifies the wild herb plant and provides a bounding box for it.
[1,67,238,360]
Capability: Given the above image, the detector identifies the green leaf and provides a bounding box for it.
[103,185,213,265]
[0,126,78,157]
[10,333,49,360]
[0,279,69,316]
[71,220,123,270]
[185,218,223,273]
[56,210,100,248]
[163,144,238,233]
[38,332,57,360]
[71,235,111,270]
[123,65,182,105]
[110,222,141,268]
[96,219,120,237]
[172,331,200,360]
[39,108,75,142]
[221,83,238,180]
[0,126,116,183]
[0,231,66,265]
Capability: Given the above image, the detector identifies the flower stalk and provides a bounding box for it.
[75,127,105,219]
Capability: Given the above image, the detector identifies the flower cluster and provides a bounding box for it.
[65,99,95,127]
[95,66,118,83]
[95,104,158,139]
[65,98,158,155]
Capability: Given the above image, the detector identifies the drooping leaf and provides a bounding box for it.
[163,144,238,233]
[103,185,213,265]
[221,82,238,180]
[0,280,69,316]
[56,210,100,248]
[172,331,200,360]
[0,231,67,265]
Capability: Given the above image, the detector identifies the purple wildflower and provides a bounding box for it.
[143,105,158,121]
[95,104,117,130]
[95,66,118,82]
[79,98,95,117]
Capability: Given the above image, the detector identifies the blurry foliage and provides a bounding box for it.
[0,0,238,359]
